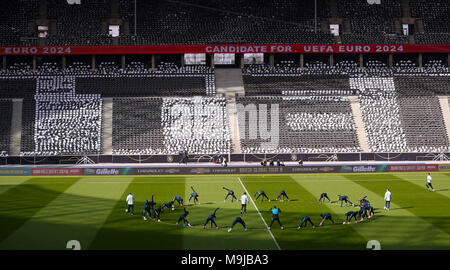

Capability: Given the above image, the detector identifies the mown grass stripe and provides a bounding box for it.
[0,177,31,195]
[297,174,450,249]
[89,177,186,250]
[180,176,278,250]
[242,175,368,250]
[0,177,81,246]
[0,177,134,250]
[345,174,450,239]
[397,173,450,198]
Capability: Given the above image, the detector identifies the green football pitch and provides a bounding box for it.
[0,172,449,250]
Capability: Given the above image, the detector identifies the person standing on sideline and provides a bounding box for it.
[384,188,391,211]
[240,192,249,214]
[126,192,135,215]
[426,173,435,192]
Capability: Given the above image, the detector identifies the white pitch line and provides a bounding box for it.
[237,177,282,251]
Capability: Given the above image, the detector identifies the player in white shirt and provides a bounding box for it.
[384,189,391,210]
[426,173,435,192]
[126,192,135,215]
[240,192,249,214]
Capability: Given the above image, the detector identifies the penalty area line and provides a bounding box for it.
[237,177,282,251]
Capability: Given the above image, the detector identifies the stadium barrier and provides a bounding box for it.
[0,153,449,165]
[1,44,450,55]
[0,164,446,176]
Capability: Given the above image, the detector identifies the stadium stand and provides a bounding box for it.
[119,0,334,45]
[0,99,13,156]
[337,0,403,44]
[0,0,449,159]
[0,0,39,46]
[1,0,450,45]
[112,96,231,155]
[237,95,361,154]
[46,0,112,46]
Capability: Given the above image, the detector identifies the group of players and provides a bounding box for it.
[126,186,376,232]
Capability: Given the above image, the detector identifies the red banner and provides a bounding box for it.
[1,44,449,55]
[31,168,82,176]
[387,164,439,172]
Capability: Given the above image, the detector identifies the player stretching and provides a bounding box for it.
[203,208,220,230]
[276,190,290,202]
[152,206,163,222]
[318,193,331,203]
[358,196,370,206]
[318,213,335,227]
[142,193,156,220]
[227,217,247,232]
[268,206,284,230]
[366,204,375,218]
[142,199,153,220]
[337,195,354,207]
[173,195,184,207]
[254,190,270,202]
[426,173,435,192]
[176,207,192,227]
[357,204,368,222]
[298,216,315,229]
[189,186,199,205]
[161,201,174,211]
[344,211,359,224]
[223,187,238,202]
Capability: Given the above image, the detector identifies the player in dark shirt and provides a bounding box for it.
[337,195,354,207]
[189,186,199,205]
[203,208,220,229]
[254,190,270,202]
[298,216,315,229]
[318,213,335,227]
[227,217,247,232]
[318,193,331,203]
[176,207,192,227]
[223,187,238,202]
[276,190,290,202]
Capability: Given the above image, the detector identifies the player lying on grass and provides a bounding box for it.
[228,217,247,232]
[298,216,315,229]
[189,186,199,205]
[276,190,290,202]
[142,194,156,220]
[254,190,270,202]
[318,213,335,227]
[337,195,354,207]
[318,192,331,203]
[203,208,220,229]
[268,206,284,230]
[176,207,192,227]
[344,211,359,224]
[223,187,238,202]
[173,195,183,207]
